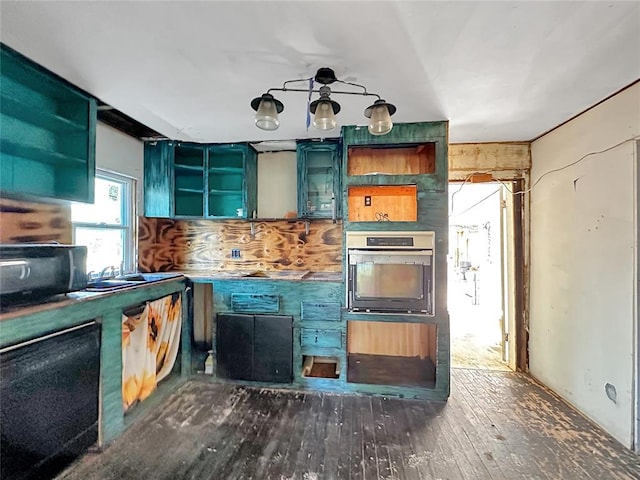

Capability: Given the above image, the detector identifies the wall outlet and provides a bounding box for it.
[231,248,241,259]
[364,195,372,206]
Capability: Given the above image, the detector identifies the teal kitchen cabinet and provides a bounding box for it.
[143,141,257,218]
[174,144,206,216]
[297,140,341,219]
[207,143,257,218]
[0,44,96,203]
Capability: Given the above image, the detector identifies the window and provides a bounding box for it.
[71,170,136,277]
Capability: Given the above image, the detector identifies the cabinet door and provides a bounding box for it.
[216,313,254,381]
[297,141,341,219]
[143,141,174,217]
[253,315,292,383]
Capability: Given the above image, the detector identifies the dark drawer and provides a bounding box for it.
[300,302,341,322]
[300,328,343,348]
[231,293,279,313]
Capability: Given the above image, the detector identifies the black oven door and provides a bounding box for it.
[348,250,433,314]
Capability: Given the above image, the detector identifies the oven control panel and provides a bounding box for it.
[366,236,414,247]
[346,231,435,250]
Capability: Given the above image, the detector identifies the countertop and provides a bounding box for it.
[176,270,343,283]
[0,274,186,322]
[0,270,342,322]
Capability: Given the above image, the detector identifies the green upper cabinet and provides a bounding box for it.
[208,144,257,218]
[143,141,257,219]
[0,44,96,203]
[175,144,206,216]
[297,140,341,219]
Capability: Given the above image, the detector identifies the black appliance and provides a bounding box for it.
[0,321,101,480]
[0,244,87,303]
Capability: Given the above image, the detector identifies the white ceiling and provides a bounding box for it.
[1,1,639,144]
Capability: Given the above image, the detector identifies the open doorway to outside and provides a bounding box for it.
[448,181,516,371]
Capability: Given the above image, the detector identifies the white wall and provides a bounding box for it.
[95,122,144,211]
[529,83,640,447]
[257,151,297,218]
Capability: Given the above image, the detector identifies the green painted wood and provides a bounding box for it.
[300,328,343,348]
[207,143,257,218]
[143,142,257,219]
[340,121,450,400]
[211,279,344,391]
[231,293,280,313]
[0,278,190,446]
[296,139,341,219]
[0,44,96,203]
[244,144,258,219]
[300,301,341,322]
[101,309,124,444]
[143,141,173,217]
[341,122,447,146]
[174,143,206,217]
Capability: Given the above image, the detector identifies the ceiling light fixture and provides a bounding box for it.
[251,67,396,135]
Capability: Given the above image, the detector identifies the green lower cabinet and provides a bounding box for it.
[300,328,343,348]
[300,301,341,322]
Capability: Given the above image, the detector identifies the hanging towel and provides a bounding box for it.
[122,292,182,411]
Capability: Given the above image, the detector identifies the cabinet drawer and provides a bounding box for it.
[301,302,341,322]
[300,328,343,348]
[231,293,279,313]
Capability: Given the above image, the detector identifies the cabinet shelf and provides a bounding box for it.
[1,95,85,133]
[1,139,86,167]
[208,167,244,174]
[174,164,204,172]
[209,189,242,195]
[175,187,204,194]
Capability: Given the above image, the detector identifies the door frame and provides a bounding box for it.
[447,179,527,371]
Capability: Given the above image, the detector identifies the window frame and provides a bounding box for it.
[71,169,136,276]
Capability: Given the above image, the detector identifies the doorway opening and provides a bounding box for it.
[448,181,515,371]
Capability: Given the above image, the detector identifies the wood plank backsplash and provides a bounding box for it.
[0,197,72,244]
[138,217,342,272]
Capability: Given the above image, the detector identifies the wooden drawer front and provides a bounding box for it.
[301,328,343,348]
[301,302,341,322]
[231,294,279,313]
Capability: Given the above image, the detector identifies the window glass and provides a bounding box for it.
[75,228,124,273]
[71,170,135,277]
[72,177,123,225]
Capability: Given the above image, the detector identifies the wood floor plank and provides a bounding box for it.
[262,391,307,480]
[370,397,397,480]
[321,394,345,478]
[56,371,640,480]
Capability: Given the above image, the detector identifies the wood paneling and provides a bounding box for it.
[192,283,212,348]
[347,144,435,176]
[138,217,342,273]
[0,197,71,244]
[347,321,436,361]
[347,185,417,222]
[448,142,531,180]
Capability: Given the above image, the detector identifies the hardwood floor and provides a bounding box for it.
[57,369,640,480]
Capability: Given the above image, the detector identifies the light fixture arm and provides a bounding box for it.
[251,67,395,134]
[266,86,381,101]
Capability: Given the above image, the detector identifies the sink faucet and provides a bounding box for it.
[99,266,116,278]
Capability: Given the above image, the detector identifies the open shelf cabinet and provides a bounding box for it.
[0,44,96,203]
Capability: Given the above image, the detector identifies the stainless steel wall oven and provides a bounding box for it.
[346,231,434,314]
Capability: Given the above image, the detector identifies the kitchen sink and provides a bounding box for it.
[85,273,183,292]
[84,279,142,292]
